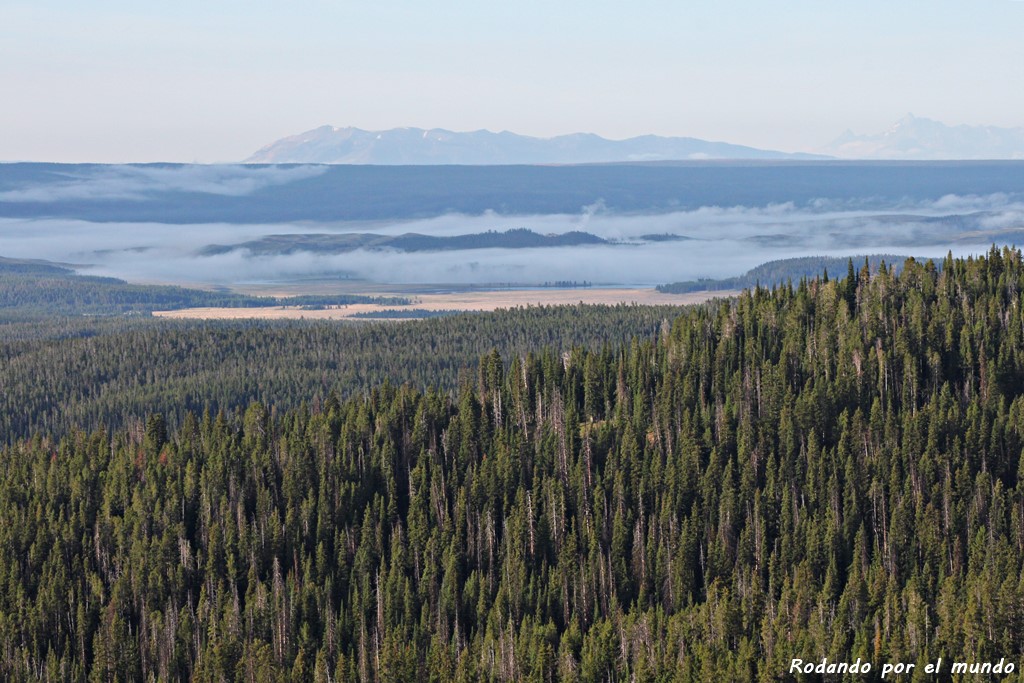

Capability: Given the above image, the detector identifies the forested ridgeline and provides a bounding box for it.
[0,304,688,441]
[656,254,922,294]
[5,250,1024,680]
[0,256,408,318]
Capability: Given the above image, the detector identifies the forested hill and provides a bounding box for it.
[0,257,408,318]
[5,250,1024,679]
[656,254,921,293]
[201,228,607,257]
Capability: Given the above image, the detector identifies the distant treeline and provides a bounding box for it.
[348,308,462,319]
[540,280,592,288]
[657,254,930,293]
[0,257,408,317]
[202,228,607,257]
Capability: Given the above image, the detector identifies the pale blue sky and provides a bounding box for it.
[2,1,1022,162]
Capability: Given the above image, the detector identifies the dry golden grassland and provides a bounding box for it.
[153,288,739,320]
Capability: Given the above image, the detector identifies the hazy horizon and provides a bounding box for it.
[2,1,1023,163]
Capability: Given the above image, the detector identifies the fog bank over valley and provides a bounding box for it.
[2,192,1023,288]
[2,162,1023,290]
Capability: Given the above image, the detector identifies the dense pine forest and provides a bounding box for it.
[4,249,1024,680]
[0,304,689,440]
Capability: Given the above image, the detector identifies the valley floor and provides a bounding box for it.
[152,286,738,319]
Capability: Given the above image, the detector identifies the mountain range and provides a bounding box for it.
[247,117,1024,164]
[244,126,825,164]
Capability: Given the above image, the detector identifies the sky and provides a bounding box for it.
[1,0,1023,163]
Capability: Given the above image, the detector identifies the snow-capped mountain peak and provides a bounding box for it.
[820,115,1024,160]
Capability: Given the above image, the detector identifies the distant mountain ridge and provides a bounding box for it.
[4,163,1024,224]
[245,126,828,164]
[821,114,1024,160]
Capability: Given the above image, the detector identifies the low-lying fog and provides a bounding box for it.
[1,193,1022,287]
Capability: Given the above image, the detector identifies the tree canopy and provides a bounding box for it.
[3,249,1024,680]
